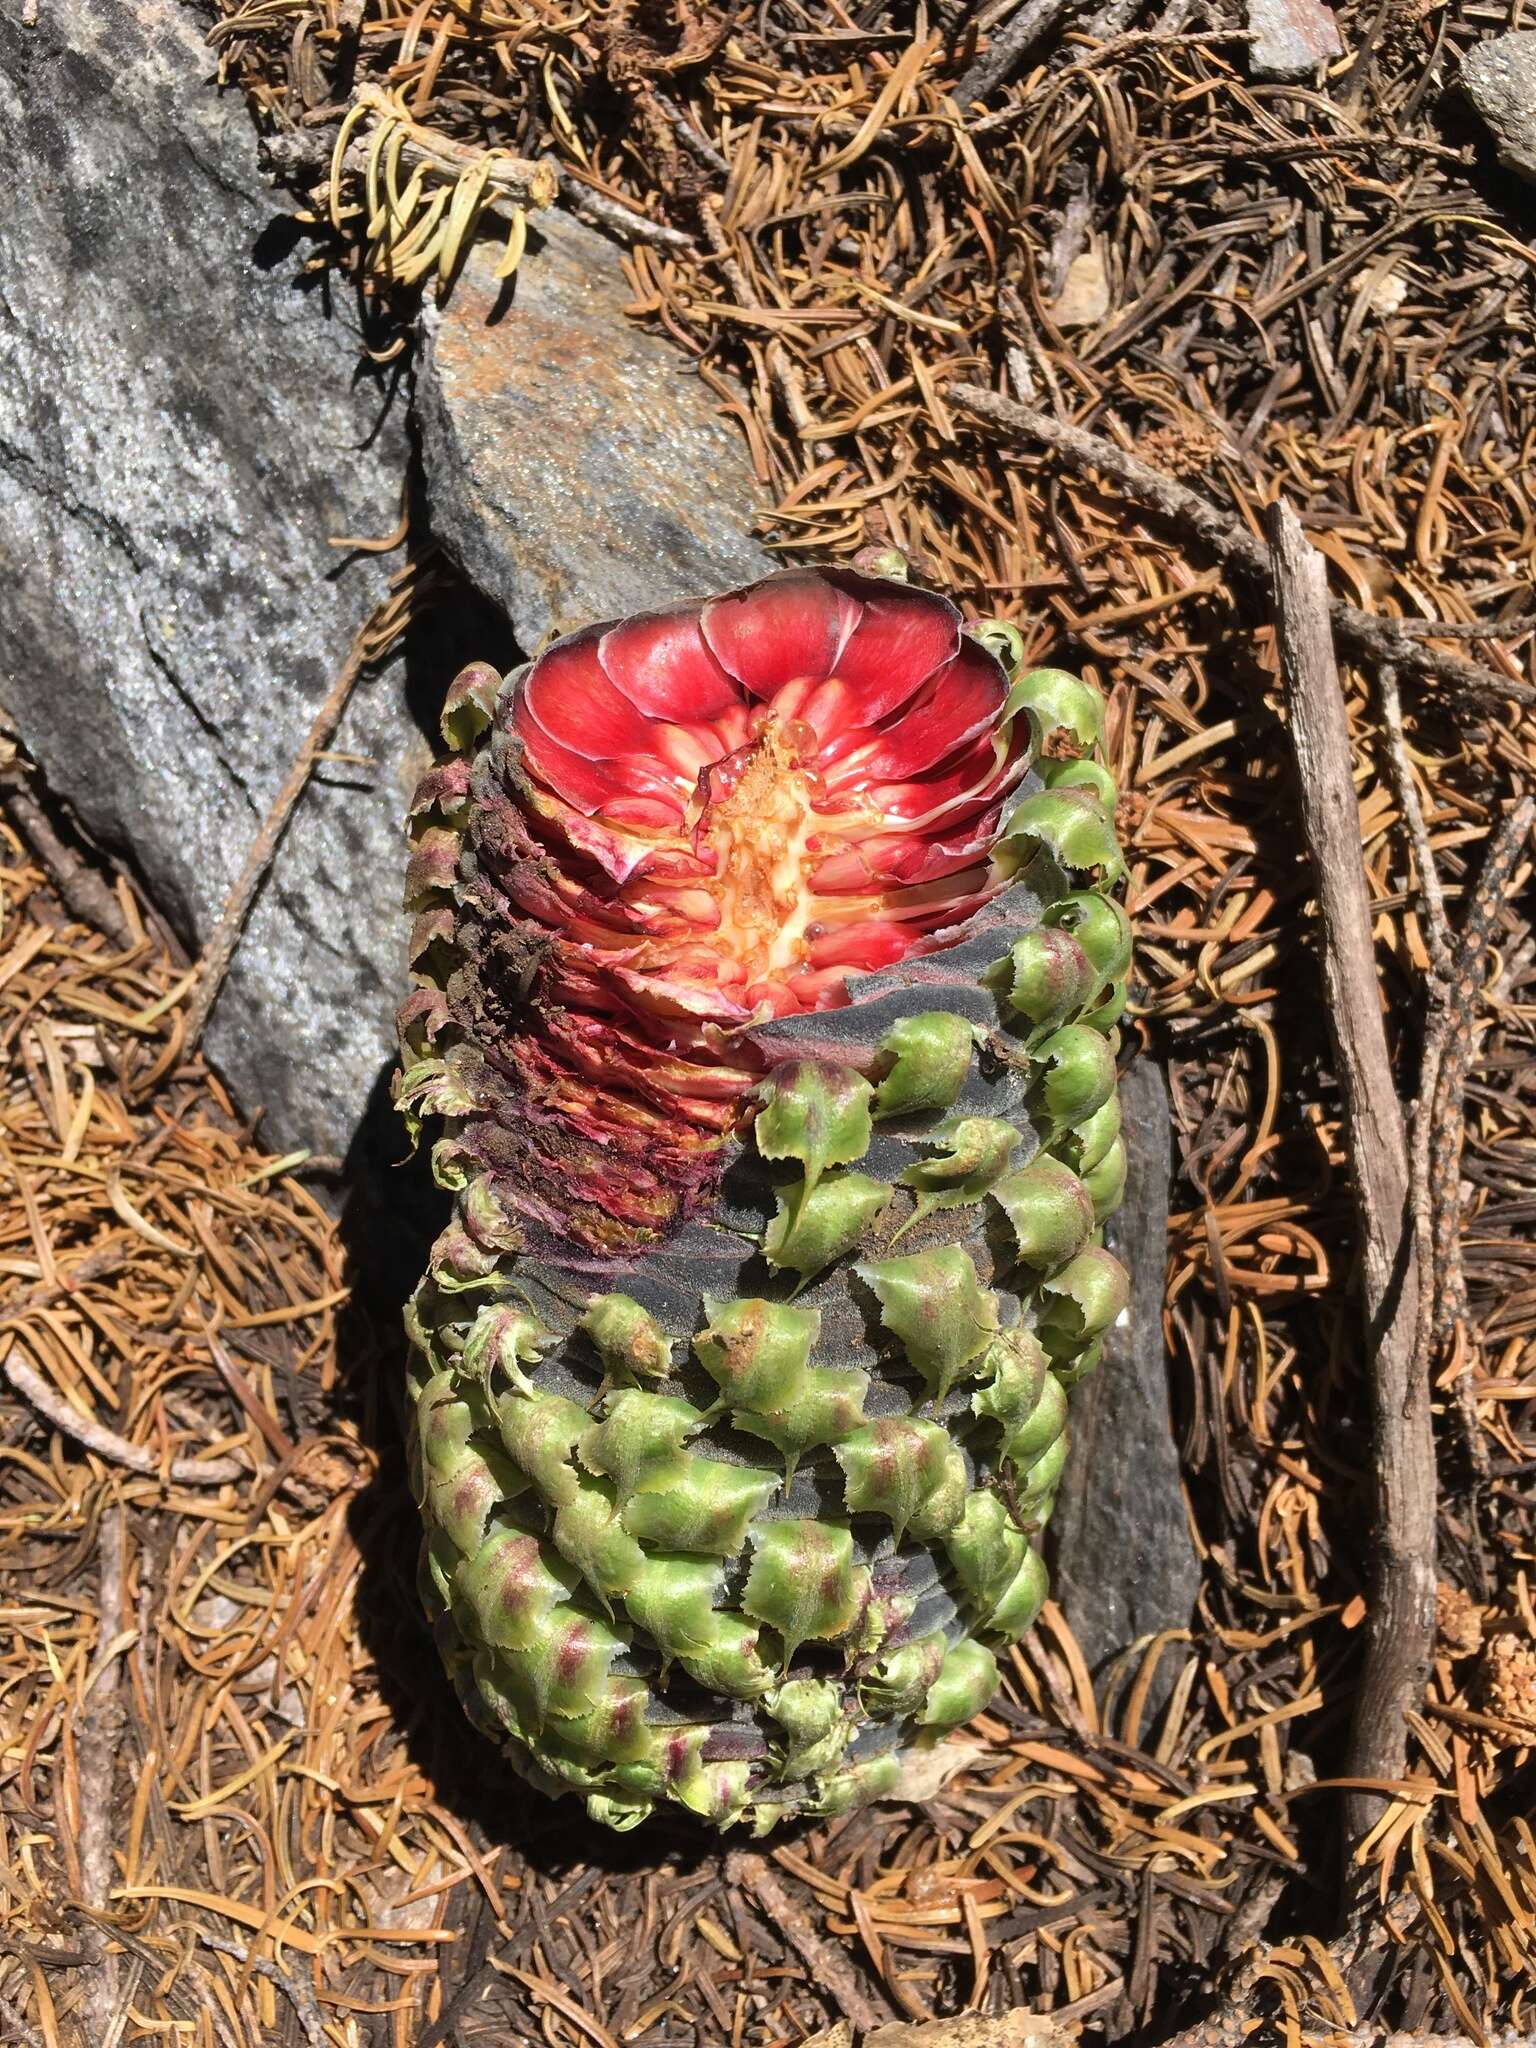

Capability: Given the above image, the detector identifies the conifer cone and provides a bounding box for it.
[397,565,1130,1831]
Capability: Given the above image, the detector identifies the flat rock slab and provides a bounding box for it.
[0,5,779,1165]
[1245,0,1343,82]
[1049,1059,1199,1702]
[417,216,777,651]
[1462,31,1536,181]
[0,0,412,1156]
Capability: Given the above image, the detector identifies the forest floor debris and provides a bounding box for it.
[1,0,1534,2036]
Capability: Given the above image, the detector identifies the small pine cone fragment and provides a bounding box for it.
[396,567,1132,1832]
[1435,1579,1484,1661]
[1481,1631,1536,1733]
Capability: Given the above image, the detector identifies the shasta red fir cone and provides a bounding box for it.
[397,564,1130,1831]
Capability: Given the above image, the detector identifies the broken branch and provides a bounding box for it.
[0,769,141,956]
[1426,796,1535,1444]
[950,0,1076,105]
[1266,500,1436,1857]
[3,1341,245,1487]
[727,1852,897,2033]
[76,1502,128,2040]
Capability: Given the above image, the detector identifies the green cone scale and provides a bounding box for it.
[396,567,1129,1831]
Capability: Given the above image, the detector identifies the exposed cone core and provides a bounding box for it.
[512,572,1023,1013]
[397,566,1131,1834]
[449,571,1026,1252]
[693,717,823,988]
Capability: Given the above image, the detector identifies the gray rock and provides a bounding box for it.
[1245,0,1343,83]
[0,0,413,1155]
[1462,31,1536,182]
[0,3,777,1164]
[417,217,776,651]
[1048,1060,1199,1704]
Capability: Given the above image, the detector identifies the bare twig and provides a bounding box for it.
[1426,797,1535,1462]
[949,383,1535,707]
[1393,616,1535,639]
[0,772,140,956]
[182,552,436,1056]
[77,1503,128,2044]
[1082,0,1143,39]
[951,0,1076,103]
[1,1247,129,1324]
[192,1933,326,2048]
[998,284,1068,419]
[1266,501,1436,1859]
[201,1322,297,1463]
[968,22,1254,126]
[0,1993,43,2048]
[562,182,695,250]
[698,199,826,450]
[1405,1024,1456,1475]
[727,1852,897,2032]
[650,88,731,175]
[1377,667,1452,979]
[1382,659,1462,1482]
[3,1341,245,1487]
[1213,1870,1287,1977]
[265,111,556,208]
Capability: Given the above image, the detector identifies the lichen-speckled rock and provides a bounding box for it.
[0,0,411,1154]
[1244,0,1342,82]
[0,2,779,1164]
[416,218,777,652]
[1462,31,1536,182]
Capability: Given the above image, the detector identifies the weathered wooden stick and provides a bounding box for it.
[726,1852,897,2032]
[0,769,140,955]
[1266,499,1435,1854]
[76,1503,127,2038]
[2,1341,245,1487]
[1425,795,1535,1458]
[951,0,1076,104]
